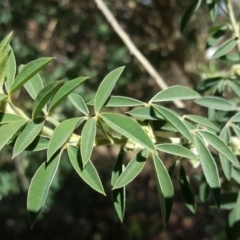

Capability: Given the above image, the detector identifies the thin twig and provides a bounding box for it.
[93,0,185,108]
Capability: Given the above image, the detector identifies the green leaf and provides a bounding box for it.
[113,150,148,189]
[24,73,44,100]
[211,37,238,59]
[105,96,143,107]
[25,136,49,152]
[194,134,221,207]
[232,124,240,139]
[80,117,96,166]
[153,153,174,228]
[227,80,240,98]
[219,126,232,181]
[95,67,125,113]
[151,85,200,102]
[206,0,217,21]
[32,81,62,118]
[230,112,240,122]
[5,47,16,93]
[0,112,25,124]
[184,114,220,131]
[68,93,89,116]
[156,144,197,159]
[180,0,202,32]
[195,96,236,111]
[0,120,27,151]
[0,32,12,92]
[67,145,105,195]
[49,76,88,113]
[198,130,239,167]
[207,25,228,47]
[13,118,45,157]
[0,93,7,102]
[128,106,163,120]
[47,117,83,160]
[10,57,53,93]
[111,148,126,222]
[153,105,193,142]
[179,165,196,213]
[27,150,61,228]
[100,113,155,151]
[223,54,240,62]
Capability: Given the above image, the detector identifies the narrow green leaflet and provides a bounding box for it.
[25,136,49,152]
[219,126,232,181]
[105,96,143,107]
[156,144,197,159]
[0,120,27,151]
[211,37,238,59]
[113,150,148,189]
[67,145,105,195]
[198,130,239,167]
[10,57,53,93]
[80,117,96,166]
[194,134,221,207]
[27,150,61,228]
[13,118,45,157]
[111,148,126,222]
[179,165,196,213]
[5,47,16,93]
[68,93,89,116]
[184,114,220,131]
[153,105,193,142]
[49,76,88,113]
[24,73,44,100]
[230,112,240,122]
[153,154,174,228]
[47,117,83,160]
[0,32,12,92]
[180,0,202,32]
[0,93,7,102]
[32,81,62,118]
[206,0,217,21]
[0,112,25,124]
[100,113,155,151]
[227,81,240,98]
[128,106,162,120]
[195,96,237,111]
[151,85,200,102]
[232,124,240,139]
[95,67,125,113]
[207,26,227,47]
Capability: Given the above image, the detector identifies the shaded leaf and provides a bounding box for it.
[194,134,221,207]
[151,85,200,102]
[47,117,83,160]
[68,93,89,116]
[113,150,148,189]
[153,153,174,228]
[206,0,217,21]
[49,76,88,113]
[101,113,155,151]
[105,96,143,107]
[10,57,53,93]
[32,81,62,118]
[0,93,7,102]
[67,145,105,195]
[13,118,45,157]
[27,151,61,228]
[128,106,163,120]
[227,80,240,98]
[80,117,96,166]
[95,67,125,113]
[25,136,49,152]
[230,112,240,122]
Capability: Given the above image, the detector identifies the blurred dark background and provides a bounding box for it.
[0,0,228,239]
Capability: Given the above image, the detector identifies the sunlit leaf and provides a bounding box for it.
[27,150,61,228]
[179,164,196,213]
[151,85,200,102]
[13,118,45,157]
[47,117,83,160]
[80,117,96,166]
[95,67,125,113]
[67,145,105,195]
[32,81,62,118]
[68,93,89,116]
[111,148,126,222]
[101,113,155,151]
[0,112,25,124]
[105,96,143,107]
[5,47,16,93]
[195,96,236,111]
[25,136,49,152]
[10,57,53,93]
[230,112,240,122]
[49,76,88,113]
[113,150,148,189]
[194,134,220,207]
[128,106,163,120]
[153,153,174,228]
[0,93,7,103]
